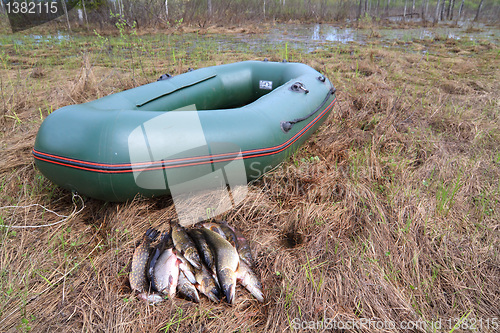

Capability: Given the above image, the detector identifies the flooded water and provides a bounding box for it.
[31,33,70,43]
[2,22,498,53]
[200,22,500,54]
[240,23,500,48]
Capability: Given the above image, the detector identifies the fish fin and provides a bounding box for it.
[147,248,160,280]
[145,228,160,241]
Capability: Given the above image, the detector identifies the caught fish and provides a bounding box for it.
[147,231,171,282]
[204,221,254,267]
[230,226,254,267]
[171,220,202,270]
[130,228,160,293]
[175,251,197,285]
[188,229,215,272]
[218,220,239,249]
[194,263,221,303]
[236,261,264,303]
[201,228,239,304]
[177,271,200,303]
[152,248,179,298]
[201,221,238,249]
[130,222,261,305]
[200,222,226,239]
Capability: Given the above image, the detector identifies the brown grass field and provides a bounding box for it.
[0,25,499,332]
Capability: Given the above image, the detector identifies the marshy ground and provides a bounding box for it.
[0,23,499,332]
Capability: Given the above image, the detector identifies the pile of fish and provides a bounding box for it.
[129,220,264,305]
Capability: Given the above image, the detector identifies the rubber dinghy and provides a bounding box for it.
[33,60,337,202]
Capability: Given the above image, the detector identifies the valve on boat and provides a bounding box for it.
[280,121,293,133]
[317,75,326,82]
[290,82,309,94]
[157,73,173,81]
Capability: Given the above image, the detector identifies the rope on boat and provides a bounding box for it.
[281,85,336,133]
[0,192,85,229]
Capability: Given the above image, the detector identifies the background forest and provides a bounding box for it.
[1,0,499,30]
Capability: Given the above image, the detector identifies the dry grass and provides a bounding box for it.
[0,30,499,333]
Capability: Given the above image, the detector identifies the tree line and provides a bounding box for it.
[356,0,491,22]
[0,0,498,28]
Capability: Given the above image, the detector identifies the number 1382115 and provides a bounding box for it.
[5,1,58,15]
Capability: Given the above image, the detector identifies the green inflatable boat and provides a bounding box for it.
[33,60,336,202]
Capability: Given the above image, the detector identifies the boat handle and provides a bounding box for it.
[290,82,309,94]
[281,87,336,133]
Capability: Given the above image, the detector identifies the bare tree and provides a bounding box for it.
[458,0,465,18]
[435,0,442,22]
[385,0,391,16]
[117,0,124,16]
[448,0,455,20]
[440,0,446,20]
[358,0,364,19]
[404,0,408,19]
[422,0,428,20]
[82,0,89,27]
[474,0,484,21]
[61,0,72,32]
